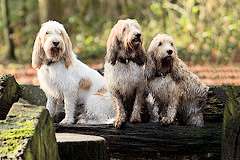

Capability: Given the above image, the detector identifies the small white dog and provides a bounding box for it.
[32,21,114,125]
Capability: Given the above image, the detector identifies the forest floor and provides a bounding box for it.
[0,63,240,86]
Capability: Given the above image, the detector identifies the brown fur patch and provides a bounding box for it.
[79,78,92,90]
[94,87,107,96]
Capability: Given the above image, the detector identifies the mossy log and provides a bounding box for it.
[0,74,21,120]
[0,103,59,160]
[222,86,240,160]
[56,133,107,160]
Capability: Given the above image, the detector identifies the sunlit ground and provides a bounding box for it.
[1,63,240,86]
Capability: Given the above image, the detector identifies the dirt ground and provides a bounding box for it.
[1,63,240,86]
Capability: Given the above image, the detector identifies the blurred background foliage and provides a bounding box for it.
[0,0,239,64]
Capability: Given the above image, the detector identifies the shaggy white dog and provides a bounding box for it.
[145,34,209,127]
[32,21,114,125]
[104,19,146,128]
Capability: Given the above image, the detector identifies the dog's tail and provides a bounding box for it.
[78,92,115,124]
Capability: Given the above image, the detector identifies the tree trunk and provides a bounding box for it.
[38,0,63,23]
[1,0,16,60]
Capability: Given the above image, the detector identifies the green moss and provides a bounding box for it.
[0,104,43,157]
[0,103,59,159]
[0,120,35,155]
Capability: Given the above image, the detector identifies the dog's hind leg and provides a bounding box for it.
[184,100,204,127]
[160,97,178,125]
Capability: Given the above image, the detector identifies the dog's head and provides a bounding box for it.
[32,21,72,69]
[108,19,142,50]
[106,19,145,65]
[147,34,177,74]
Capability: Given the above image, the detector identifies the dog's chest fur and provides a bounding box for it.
[104,61,144,96]
[38,63,79,99]
[37,60,105,102]
[148,75,179,103]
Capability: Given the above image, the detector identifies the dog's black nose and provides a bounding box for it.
[135,33,141,38]
[52,41,59,46]
[167,50,173,55]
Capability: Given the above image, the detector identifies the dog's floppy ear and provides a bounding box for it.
[144,50,156,80]
[171,58,184,82]
[32,33,45,69]
[62,29,73,68]
[144,39,159,80]
[105,24,120,65]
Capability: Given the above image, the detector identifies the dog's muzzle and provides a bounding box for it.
[50,46,62,57]
[132,33,141,46]
[51,46,61,53]
[161,56,173,68]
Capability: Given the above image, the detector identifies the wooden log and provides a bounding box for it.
[56,133,107,160]
[20,84,47,106]
[55,122,222,159]
[0,74,21,120]
[222,86,240,160]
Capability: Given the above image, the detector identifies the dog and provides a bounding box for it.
[32,20,114,125]
[104,19,146,128]
[144,34,209,127]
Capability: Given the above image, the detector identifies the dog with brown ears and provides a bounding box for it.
[32,21,114,125]
[145,34,209,127]
[104,19,146,128]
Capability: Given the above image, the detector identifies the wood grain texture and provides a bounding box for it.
[0,74,21,119]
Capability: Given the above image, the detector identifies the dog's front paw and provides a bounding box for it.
[59,117,74,125]
[160,117,174,126]
[114,118,125,129]
[130,112,141,123]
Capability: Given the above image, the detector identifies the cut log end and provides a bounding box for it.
[56,133,107,160]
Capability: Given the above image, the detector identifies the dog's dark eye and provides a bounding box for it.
[46,32,49,35]
[170,42,174,46]
[158,42,162,46]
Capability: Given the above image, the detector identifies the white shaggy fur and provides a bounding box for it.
[32,21,113,125]
[104,19,146,128]
[104,62,144,97]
